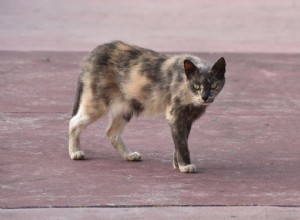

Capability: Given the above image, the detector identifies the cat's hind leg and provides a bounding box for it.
[69,101,105,160]
[106,113,141,161]
[69,106,93,160]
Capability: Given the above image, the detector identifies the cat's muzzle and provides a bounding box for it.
[203,98,214,104]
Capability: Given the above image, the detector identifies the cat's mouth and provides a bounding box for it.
[201,102,210,106]
[201,98,214,105]
[192,96,214,106]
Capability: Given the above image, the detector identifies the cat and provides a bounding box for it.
[69,41,226,173]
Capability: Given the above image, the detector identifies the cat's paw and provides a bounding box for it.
[70,151,85,160]
[126,152,142,161]
[178,164,197,173]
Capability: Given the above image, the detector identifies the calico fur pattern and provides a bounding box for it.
[69,41,226,173]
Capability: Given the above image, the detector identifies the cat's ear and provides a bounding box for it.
[184,59,198,80]
[212,57,226,80]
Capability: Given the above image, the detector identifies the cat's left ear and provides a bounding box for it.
[212,57,226,80]
[184,59,198,80]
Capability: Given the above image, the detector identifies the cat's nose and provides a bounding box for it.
[202,96,209,101]
[202,90,210,102]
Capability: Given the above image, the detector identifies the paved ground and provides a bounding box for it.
[1,51,300,218]
[1,207,300,220]
[0,0,300,219]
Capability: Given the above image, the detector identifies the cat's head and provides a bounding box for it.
[184,57,226,106]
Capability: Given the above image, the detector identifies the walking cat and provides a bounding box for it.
[69,41,226,173]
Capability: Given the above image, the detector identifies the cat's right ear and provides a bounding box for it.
[184,59,197,80]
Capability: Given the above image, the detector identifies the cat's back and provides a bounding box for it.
[82,41,166,71]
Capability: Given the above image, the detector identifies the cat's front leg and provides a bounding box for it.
[169,121,196,173]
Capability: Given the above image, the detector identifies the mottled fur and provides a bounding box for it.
[69,41,226,173]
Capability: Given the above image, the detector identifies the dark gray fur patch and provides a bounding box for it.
[123,99,144,122]
[93,42,117,67]
[130,99,144,115]
[123,112,133,122]
[126,49,143,61]
[89,43,117,100]
[71,73,84,116]
[141,57,166,83]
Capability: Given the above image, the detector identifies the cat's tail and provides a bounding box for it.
[71,74,83,117]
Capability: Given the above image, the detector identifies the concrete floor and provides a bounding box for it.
[0,0,300,219]
[1,51,300,218]
[2,207,300,220]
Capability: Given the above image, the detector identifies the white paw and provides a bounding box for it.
[126,152,142,161]
[70,151,85,160]
[178,164,197,173]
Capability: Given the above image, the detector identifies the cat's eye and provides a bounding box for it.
[193,84,201,90]
[211,83,218,89]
